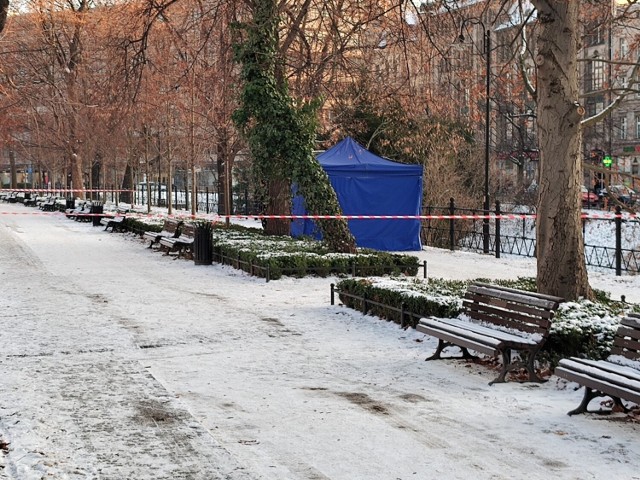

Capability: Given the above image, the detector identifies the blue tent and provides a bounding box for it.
[291,137,423,251]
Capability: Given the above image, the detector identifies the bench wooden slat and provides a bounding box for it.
[467,283,562,310]
[464,293,557,320]
[420,317,540,345]
[610,321,640,359]
[615,323,640,341]
[556,315,640,414]
[558,358,640,383]
[464,302,551,334]
[416,323,500,357]
[555,366,640,405]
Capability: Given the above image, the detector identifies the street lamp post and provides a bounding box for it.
[460,19,491,254]
[482,29,491,254]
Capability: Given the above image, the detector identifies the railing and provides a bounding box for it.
[421,199,639,275]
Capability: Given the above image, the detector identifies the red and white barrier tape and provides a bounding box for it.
[1,188,135,193]
[1,211,637,220]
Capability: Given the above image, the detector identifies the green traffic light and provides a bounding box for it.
[602,155,612,167]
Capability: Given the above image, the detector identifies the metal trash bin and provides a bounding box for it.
[91,202,104,227]
[193,225,213,265]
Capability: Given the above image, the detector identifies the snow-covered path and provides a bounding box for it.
[1,202,639,480]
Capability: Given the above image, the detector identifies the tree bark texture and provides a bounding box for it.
[264,178,290,236]
[532,0,592,300]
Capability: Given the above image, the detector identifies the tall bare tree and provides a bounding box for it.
[530,0,591,300]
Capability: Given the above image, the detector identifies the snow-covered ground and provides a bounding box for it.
[1,201,639,480]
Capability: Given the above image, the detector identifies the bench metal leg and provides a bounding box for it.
[489,348,546,386]
[426,340,477,361]
[489,349,512,385]
[568,387,629,416]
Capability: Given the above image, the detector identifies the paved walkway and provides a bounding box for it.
[0,207,251,479]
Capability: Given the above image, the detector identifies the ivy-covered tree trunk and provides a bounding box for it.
[532,0,592,301]
[233,0,356,252]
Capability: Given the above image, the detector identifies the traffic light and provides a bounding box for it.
[602,155,613,168]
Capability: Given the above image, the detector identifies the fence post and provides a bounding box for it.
[206,187,210,214]
[495,200,501,259]
[423,260,427,280]
[362,292,368,315]
[615,206,622,276]
[400,302,406,329]
[351,261,357,277]
[449,197,455,251]
[330,283,335,306]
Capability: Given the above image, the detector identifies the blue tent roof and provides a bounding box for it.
[318,137,423,175]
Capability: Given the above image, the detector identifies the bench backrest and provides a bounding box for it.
[610,313,640,361]
[463,282,564,337]
[179,223,195,239]
[162,219,182,234]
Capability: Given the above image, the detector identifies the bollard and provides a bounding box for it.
[495,201,501,259]
[449,198,455,251]
[615,206,622,276]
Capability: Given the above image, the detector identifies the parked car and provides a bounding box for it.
[603,185,636,206]
[581,185,599,207]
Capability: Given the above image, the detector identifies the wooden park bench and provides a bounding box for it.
[65,201,85,219]
[99,204,130,232]
[555,313,640,415]
[23,194,38,207]
[416,282,564,385]
[73,203,94,222]
[143,218,182,248]
[39,196,57,211]
[159,223,195,258]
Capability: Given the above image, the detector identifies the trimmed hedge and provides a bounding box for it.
[211,225,420,280]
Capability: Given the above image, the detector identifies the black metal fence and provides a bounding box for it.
[421,199,640,275]
[130,188,264,215]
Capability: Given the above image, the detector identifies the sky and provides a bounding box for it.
[1,200,639,480]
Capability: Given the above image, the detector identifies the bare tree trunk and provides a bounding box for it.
[9,150,16,189]
[532,0,592,300]
[71,150,84,199]
[120,164,133,204]
[216,132,234,218]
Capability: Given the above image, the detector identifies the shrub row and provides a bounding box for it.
[210,225,420,280]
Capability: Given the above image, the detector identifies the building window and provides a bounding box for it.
[593,60,604,91]
[620,116,628,140]
[636,114,640,138]
[584,61,593,91]
[633,159,639,176]
[586,24,604,46]
[620,38,629,58]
